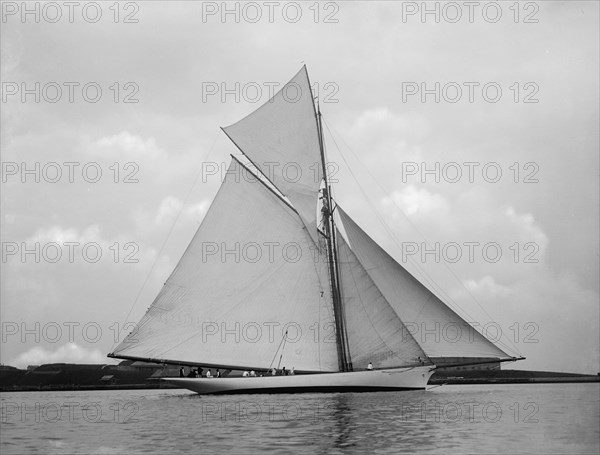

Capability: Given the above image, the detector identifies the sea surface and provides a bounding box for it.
[1,383,598,454]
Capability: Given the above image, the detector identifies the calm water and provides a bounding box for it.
[1,383,598,454]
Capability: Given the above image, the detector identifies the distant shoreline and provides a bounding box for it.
[428,376,600,385]
[0,383,178,392]
[1,366,597,392]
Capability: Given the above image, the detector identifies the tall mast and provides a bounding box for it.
[316,102,352,372]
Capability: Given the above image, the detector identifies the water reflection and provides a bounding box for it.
[322,394,357,452]
[307,390,452,454]
[1,384,598,454]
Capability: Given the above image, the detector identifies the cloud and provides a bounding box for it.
[26,224,101,245]
[15,224,124,267]
[353,107,431,141]
[463,275,514,299]
[154,196,209,227]
[89,131,165,160]
[505,206,549,250]
[382,185,449,217]
[344,108,429,167]
[10,343,108,369]
[445,260,599,374]
[379,187,550,262]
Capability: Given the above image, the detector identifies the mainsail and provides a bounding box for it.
[337,206,510,361]
[112,159,339,372]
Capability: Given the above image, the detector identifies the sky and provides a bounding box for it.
[1,1,598,374]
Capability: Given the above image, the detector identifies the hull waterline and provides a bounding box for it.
[162,366,435,395]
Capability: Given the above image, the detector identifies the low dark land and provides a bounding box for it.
[1,362,597,392]
[429,368,599,385]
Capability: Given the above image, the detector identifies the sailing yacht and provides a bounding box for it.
[108,66,522,394]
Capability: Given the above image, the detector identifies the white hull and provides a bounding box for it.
[162,366,434,395]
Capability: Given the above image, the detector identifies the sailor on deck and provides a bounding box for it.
[367,362,373,370]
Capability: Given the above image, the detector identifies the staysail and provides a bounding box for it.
[336,206,510,361]
[336,230,431,369]
[222,66,322,242]
[112,159,339,372]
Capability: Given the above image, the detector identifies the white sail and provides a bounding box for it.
[336,231,431,369]
[113,160,339,372]
[109,66,522,397]
[222,66,322,242]
[337,207,510,360]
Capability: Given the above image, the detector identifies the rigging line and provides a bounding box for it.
[323,118,464,313]
[220,127,281,195]
[110,129,224,352]
[269,329,289,372]
[323,119,468,320]
[333,161,522,355]
[323,118,522,357]
[321,120,440,295]
[325,121,520,356]
[325,118,521,357]
[277,331,289,370]
[230,154,297,214]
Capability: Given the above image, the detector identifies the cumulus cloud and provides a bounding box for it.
[89,131,165,160]
[505,206,550,250]
[382,185,449,217]
[341,108,429,169]
[379,186,550,262]
[26,224,101,244]
[463,275,514,299]
[16,224,119,266]
[353,108,431,144]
